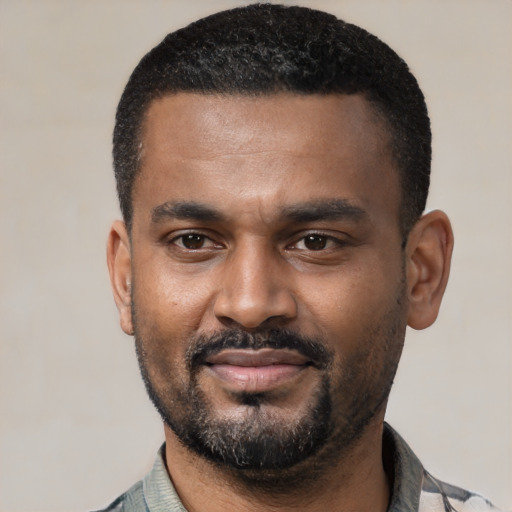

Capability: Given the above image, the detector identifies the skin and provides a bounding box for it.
[108,93,453,512]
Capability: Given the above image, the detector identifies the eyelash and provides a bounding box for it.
[170,232,219,250]
[168,231,345,252]
[290,233,344,251]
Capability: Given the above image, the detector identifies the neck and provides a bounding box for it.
[163,418,390,512]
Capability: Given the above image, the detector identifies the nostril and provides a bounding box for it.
[216,315,239,329]
[215,313,294,333]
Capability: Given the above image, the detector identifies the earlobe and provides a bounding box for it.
[107,220,134,335]
[405,210,454,330]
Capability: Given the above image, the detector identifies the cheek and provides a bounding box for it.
[132,256,216,334]
[296,258,404,344]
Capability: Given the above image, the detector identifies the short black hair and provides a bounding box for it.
[113,3,431,236]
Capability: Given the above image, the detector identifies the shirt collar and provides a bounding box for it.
[383,422,425,512]
[143,423,424,512]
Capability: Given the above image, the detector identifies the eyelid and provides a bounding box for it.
[287,231,348,250]
[163,228,349,251]
[167,230,223,250]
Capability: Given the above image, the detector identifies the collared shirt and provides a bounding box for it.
[95,424,500,512]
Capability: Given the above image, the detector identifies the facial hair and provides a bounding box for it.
[132,277,407,487]
[136,329,334,469]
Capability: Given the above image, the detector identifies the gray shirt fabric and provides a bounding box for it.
[94,424,499,512]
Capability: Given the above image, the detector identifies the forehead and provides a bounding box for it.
[134,93,400,226]
[140,92,391,161]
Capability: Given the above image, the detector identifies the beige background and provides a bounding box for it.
[1,1,510,510]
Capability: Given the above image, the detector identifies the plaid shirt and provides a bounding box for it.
[95,424,500,512]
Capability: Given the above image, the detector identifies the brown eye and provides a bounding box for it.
[180,234,206,249]
[303,235,328,250]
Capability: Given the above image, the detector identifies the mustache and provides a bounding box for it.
[186,329,332,370]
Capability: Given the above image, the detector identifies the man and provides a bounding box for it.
[101,4,499,511]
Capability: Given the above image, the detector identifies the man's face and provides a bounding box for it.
[125,93,408,473]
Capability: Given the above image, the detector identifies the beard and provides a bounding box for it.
[137,329,333,469]
[132,281,407,485]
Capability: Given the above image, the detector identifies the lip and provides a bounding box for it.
[204,348,312,393]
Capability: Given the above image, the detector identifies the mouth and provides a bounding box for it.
[203,348,314,393]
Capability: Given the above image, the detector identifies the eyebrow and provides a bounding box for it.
[151,198,367,225]
[281,199,368,223]
[151,201,224,223]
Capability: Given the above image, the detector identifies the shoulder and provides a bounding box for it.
[90,443,184,512]
[91,480,147,512]
[419,471,501,512]
[383,424,502,512]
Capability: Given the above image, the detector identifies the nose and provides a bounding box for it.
[213,241,297,329]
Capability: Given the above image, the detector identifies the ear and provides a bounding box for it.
[107,220,134,335]
[405,210,454,330]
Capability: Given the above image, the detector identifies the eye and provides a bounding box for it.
[173,233,215,250]
[293,234,339,251]
[302,234,328,250]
